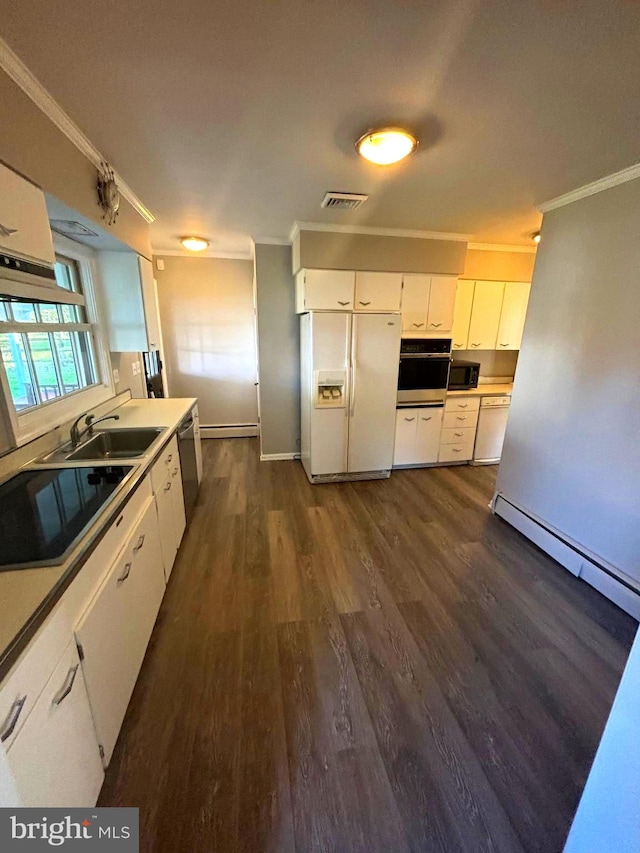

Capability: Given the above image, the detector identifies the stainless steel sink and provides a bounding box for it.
[39,427,164,463]
[67,428,164,460]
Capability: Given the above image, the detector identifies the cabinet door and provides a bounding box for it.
[139,256,162,351]
[427,276,457,332]
[415,408,443,464]
[394,409,418,465]
[156,477,178,580]
[496,281,530,350]
[169,460,187,549]
[354,272,402,311]
[467,281,505,350]
[301,269,355,311]
[75,498,165,765]
[401,275,430,332]
[451,280,475,350]
[0,163,55,267]
[7,642,104,807]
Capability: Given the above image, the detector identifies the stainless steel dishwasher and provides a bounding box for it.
[177,411,199,521]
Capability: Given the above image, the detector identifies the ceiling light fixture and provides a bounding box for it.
[356,128,418,165]
[180,236,210,252]
[532,231,541,244]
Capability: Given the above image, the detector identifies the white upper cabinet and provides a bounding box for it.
[354,272,402,312]
[496,281,531,350]
[466,281,506,350]
[426,275,457,332]
[401,275,430,331]
[295,269,355,312]
[401,275,457,333]
[451,279,475,350]
[97,252,162,352]
[0,163,55,268]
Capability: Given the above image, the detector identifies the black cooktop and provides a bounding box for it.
[0,466,133,571]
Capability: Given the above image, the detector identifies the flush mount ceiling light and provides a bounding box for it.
[356,128,418,165]
[180,236,210,252]
[532,231,541,244]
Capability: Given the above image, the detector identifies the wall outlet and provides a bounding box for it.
[112,368,120,385]
[156,259,165,271]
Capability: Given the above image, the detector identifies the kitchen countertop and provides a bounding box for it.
[0,397,196,683]
[447,383,514,398]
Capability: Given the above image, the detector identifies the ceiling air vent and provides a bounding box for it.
[50,219,99,238]
[321,192,369,211]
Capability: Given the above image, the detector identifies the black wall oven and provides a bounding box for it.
[397,338,452,405]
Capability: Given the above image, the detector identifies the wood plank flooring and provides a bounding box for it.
[99,439,637,852]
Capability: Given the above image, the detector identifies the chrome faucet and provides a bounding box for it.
[70,412,120,447]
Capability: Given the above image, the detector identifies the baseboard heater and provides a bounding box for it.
[200,424,259,439]
[493,493,640,621]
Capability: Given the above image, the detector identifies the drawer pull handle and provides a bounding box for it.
[117,562,133,584]
[453,448,462,453]
[359,301,371,306]
[430,322,442,328]
[172,467,179,477]
[471,343,481,348]
[458,403,468,408]
[456,416,467,420]
[115,514,124,527]
[0,223,18,239]
[454,343,463,348]
[52,666,79,707]
[164,482,172,492]
[133,534,146,553]
[337,301,350,306]
[500,343,510,347]
[0,696,26,742]
[166,454,172,463]
[404,417,415,422]
[455,431,464,436]
[421,416,432,421]
[412,323,424,328]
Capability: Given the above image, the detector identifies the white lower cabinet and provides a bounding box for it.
[6,641,104,807]
[75,496,165,765]
[151,436,186,581]
[394,407,443,466]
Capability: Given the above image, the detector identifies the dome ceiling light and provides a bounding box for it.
[180,236,210,252]
[356,128,418,165]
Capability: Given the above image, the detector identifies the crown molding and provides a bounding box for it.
[538,162,640,214]
[252,236,291,246]
[290,221,472,242]
[467,242,537,254]
[0,36,155,224]
[152,249,253,260]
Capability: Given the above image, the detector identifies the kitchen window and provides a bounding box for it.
[0,235,113,446]
[0,256,98,411]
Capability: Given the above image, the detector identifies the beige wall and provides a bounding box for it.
[154,256,258,427]
[0,68,151,259]
[294,230,468,275]
[462,248,536,282]
[496,177,640,579]
[254,244,300,457]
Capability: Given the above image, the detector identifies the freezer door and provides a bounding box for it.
[348,313,402,473]
[309,312,351,475]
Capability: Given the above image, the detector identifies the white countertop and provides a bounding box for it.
[447,383,514,398]
[0,397,197,682]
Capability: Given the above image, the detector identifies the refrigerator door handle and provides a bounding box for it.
[350,318,357,417]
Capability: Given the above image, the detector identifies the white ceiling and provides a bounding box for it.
[2,0,640,255]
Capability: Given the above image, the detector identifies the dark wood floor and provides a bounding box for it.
[99,439,636,852]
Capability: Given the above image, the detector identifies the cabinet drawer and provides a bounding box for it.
[443,410,479,430]
[6,640,104,807]
[151,435,178,494]
[440,426,476,445]
[445,396,480,413]
[438,442,474,463]
[0,606,70,751]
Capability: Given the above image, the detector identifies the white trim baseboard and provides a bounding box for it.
[467,242,537,254]
[260,452,300,461]
[493,493,640,620]
[0,36,155,224]
[538,162,640,213]
[289,221,472,244]
[200,425,259,438]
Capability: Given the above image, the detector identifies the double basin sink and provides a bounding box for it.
[40,427,164,464]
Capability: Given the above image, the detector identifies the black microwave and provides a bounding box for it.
[448,359,480,390]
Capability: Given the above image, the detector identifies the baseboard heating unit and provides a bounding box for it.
[492,493,640,621]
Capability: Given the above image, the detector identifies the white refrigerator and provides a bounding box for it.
[300,311,401,483]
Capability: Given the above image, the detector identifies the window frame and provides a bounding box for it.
[0,234,114,446]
